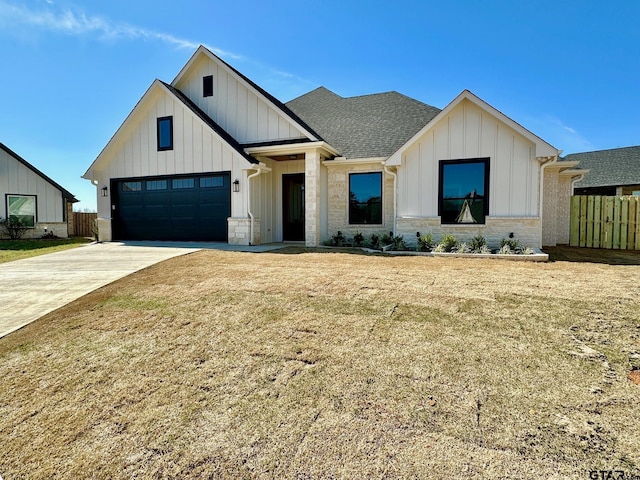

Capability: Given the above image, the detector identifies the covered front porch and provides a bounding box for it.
[227,141,338,246]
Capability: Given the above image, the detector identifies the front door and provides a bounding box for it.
[283,173,305,241]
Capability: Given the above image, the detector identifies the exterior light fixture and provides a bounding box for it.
[232,178,240,192]
[101,186,108,197]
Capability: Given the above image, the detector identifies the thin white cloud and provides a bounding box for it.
[0,0,241,59]
[0,1,313,96]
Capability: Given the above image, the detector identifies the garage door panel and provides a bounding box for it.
[113,173,230,241]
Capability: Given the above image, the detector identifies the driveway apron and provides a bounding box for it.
[0,242,199,338]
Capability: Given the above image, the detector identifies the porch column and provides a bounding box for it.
[305,150,321,246]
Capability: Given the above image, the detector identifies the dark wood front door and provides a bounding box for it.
[283,173,305,241]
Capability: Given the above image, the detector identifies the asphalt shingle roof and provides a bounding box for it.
[562,146,640,188]
[286,87,441,159]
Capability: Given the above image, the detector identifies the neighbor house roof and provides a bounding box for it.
[562,146,640,188]
[286,87,441,159]
[0,142,78,202]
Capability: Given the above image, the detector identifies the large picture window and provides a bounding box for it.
[349,172,382,224]
[6,194,36,228]
[157,116,173,151]
[438,158,490,224]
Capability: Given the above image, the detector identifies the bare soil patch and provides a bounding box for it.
[1,249,639,479]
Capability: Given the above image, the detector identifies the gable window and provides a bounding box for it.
[6,194,36,228]
[203,75,214,97]
[349,172,382,224]
[157,116,173,151]
[438,158,490,224]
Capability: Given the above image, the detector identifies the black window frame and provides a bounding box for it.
[203,75,214,97]
[6,193,37,228]
[348,172,383,225]
[438,157,490,225]
[157,116,173,151]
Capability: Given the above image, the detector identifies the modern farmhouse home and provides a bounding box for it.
[83,45,583,248]
[1,142,77,238]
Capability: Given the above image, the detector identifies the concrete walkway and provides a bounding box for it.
[0,241,284,339]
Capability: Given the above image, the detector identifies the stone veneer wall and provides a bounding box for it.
[0,222,70,240]
[228,217,260,246]
[326,163,394,242]
[66,201,75,237]
[96,217,112,242]
[541,169,558,247]
[396,216,542,249]
[555,176,573,245]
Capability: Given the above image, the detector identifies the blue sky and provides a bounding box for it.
[1,0,638,211]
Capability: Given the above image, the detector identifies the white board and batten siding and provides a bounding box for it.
[398,99,539,218]
[0,147,66,223]
[174,54,309,144]
[93,85,254,220]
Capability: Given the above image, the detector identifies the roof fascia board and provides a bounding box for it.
[387,90,559,165]
[171,45,321,142]
[245,141,339,158]
[1,142,77,201]
[323,156,388,166]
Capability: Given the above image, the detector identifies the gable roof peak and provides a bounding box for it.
[0,142,77,202]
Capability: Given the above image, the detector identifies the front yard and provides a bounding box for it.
[0,237,91,264]
[1,248,639,478]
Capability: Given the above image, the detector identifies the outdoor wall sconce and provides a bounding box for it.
[101,186,108,197]
[232,178,240,192]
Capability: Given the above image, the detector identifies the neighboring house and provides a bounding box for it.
[562,146,640,196]
[83,45,582,248]
[0,142,77,238]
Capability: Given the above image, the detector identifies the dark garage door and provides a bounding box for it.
[112,173,231,241]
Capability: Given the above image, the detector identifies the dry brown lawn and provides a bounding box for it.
[1,247,640,479]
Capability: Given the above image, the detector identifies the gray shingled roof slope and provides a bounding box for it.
[286,87,441,159]
[563,146,640,187]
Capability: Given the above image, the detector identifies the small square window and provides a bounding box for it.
[203,75,214,97]
[6,194,36,228]
[157,116,173,151]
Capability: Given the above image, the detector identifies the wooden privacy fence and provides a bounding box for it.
[73,212,97,237]
[570,195,640,249]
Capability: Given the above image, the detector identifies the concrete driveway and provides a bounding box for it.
[0,241,283,339]
[0,241,286,339]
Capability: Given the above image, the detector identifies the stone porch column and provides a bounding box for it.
[305,150,321,246]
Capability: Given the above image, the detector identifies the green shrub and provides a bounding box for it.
[456,242,471,253]
[353,231,365,247]
[368,233,380,250]
[416,232,434,252]
[380,232,394,247]
[0,216,31,240]
[331,231,346,247]
[436,234,459,253]
[470,235,487,253]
